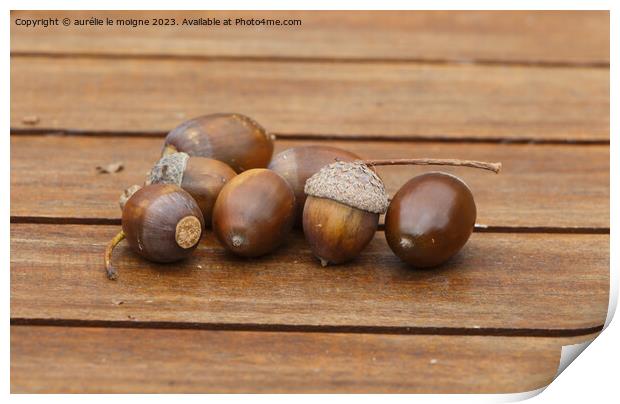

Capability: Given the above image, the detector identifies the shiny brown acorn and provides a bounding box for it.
[162,113,274,172]
[146,152,236,225]
[385,172,477,268]
[303,161,389,266]
[212,169,295,257]
[303,159,501,267]
[104,184,205,280]
[268,145,362,226]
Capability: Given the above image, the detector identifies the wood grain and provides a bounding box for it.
[10,136,609,229]
[10,224,609,332]
[10,11,609,65]
[9,10,610,394]
[12,325,591,393]
[10,57,609,141]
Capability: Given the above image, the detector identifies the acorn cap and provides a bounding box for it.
[147,152,189,186]
[304,161,389,214]
[118,184,142,211]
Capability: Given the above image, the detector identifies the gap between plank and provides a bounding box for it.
[10,318,604,338]
[10,51,610,69]
[9,216,610,234]
[10,128,610,145]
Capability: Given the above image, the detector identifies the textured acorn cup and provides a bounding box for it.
[104,184,205,280]
[147,152,236,225]
[162,113,274,173]
[303,162,389,267]
[268,145,363,227]
[212,169,296,257]
[385,172,476,268]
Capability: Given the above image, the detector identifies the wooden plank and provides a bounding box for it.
[10,11,609,65]
[10,136,609,229]
[11,325,588,393]
[10,224,609,332]
[10,57,609,141]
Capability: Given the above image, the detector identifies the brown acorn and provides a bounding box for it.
[385,172,477,268]
[104,184,205,280]
[303,161,389,266]
[212,169,295,257]
[162,113,274,172]
[146,152,236,225]
[268,145,362,226]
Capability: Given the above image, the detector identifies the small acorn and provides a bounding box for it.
[268,145,362,226]
[212,169,295,257]
[303,161,389,266]
[162,113,274,172]
[146,152,236,225]
[104,184,205,280]
[385,172,476,268]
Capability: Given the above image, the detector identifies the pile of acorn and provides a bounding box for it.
[105,113,500,280]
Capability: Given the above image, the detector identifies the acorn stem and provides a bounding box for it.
[362,158,501,174]
[104,231,126,280]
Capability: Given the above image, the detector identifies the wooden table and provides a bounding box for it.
[10,10,609,393]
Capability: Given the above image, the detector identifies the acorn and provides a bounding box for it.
[303,161,389,266]
[104,184,205,280]
[162,113,274,172]
[146,152,236,225]
[303,158,501,267]
[268,145,362,226]
[385,172,476,268]
[119,184,142,210]
[212,169,295,257]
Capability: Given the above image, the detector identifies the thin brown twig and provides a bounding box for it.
[104,231,125,280]
[362,158,501,174]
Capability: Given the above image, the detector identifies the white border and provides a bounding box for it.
[3,1,617,402]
